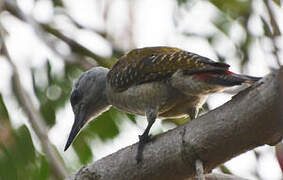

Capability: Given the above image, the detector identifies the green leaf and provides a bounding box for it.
[260,16,272,37]
[40,102,56,126]
[73,138,93,164]
[126,113,137,124]
[87,108,120,141]
[239,35,254,68]
[213,16,232,36]
[0,125,51,180]
[0,93,9,121]
[177,0,189,6]
[210,0,251,19]
[35,155,50,180]
[52,0,64,7]
[14,126,36,166]
[0,144,18,180]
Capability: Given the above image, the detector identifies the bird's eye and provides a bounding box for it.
[70,89,80,106]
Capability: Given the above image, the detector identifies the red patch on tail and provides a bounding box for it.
[196,70,235,80]
[225,70,234,74]
[195,73,216,80]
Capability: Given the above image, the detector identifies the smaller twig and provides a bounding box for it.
[40,24,113,68]
[264,0,281,37]
[263,0,281,67]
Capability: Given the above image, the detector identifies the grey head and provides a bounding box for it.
[64,67,111,151]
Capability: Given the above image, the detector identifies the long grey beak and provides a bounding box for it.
[64,109,86,151]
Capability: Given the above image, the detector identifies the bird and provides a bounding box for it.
[64,46,261,168]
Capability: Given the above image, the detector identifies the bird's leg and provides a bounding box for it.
[188,108,205,180]
[136,108,158,163]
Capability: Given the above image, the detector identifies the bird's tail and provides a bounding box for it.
[230,74,262,85]
[201,71,262,86]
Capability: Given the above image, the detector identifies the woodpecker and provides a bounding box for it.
[64,46,261,165]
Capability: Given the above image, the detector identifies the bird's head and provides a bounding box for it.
[64,67,111,151]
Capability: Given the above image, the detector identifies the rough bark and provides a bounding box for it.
[67,68,283,180]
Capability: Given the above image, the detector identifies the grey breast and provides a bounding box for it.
[106,81,183,116]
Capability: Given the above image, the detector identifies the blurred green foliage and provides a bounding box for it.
[0,95,50,180]
[73,108,121,164]
[32,61,74,127]
[210,0,251,19]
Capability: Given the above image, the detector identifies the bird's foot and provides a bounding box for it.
[139,134,152,143]
[136,134,152,163]
[195,159,205,180]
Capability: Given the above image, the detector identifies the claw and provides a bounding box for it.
[136,134,152,163]
[139,134,152,142]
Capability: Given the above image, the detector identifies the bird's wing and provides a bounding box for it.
[107,47,230,92]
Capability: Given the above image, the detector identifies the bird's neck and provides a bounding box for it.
[90,69,112,118]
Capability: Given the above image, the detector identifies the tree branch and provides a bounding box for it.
[67,67,283,180]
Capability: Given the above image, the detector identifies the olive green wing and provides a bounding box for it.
[107,47,230,92]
